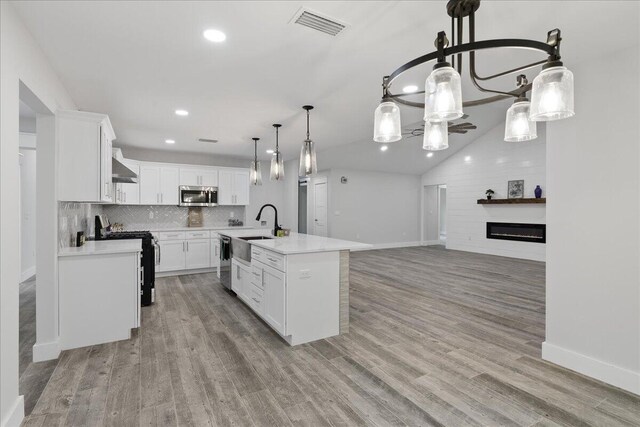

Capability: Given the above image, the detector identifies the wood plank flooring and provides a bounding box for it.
[23,246,640,426]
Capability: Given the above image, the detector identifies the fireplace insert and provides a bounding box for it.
[486,222,546,243]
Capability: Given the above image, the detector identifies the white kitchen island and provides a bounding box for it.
[220,230,369,345]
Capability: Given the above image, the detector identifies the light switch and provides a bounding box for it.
[299,269,311,279]
[334,211,341,216]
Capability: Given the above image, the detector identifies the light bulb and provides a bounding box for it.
[422,121,449,151]
[299,139,317,177]
[505,100,537,142]
[373,101,402,142]
[424,66,463,122]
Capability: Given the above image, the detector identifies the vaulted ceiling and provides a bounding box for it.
[13,1,639,174]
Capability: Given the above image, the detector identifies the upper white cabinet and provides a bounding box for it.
[57,110,115,203]
[114,159,139,205]
[179,167,218,187]
[218,169,250,205]
[138,163,179,205]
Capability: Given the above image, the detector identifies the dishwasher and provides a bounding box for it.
[219,235,232,290]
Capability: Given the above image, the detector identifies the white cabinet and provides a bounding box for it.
[232,259,252,304]
[211,238,220,269]
[254,260,286,335]
[180,167,218,187]
[139,164,179,205]
[57,110,115,203]
[114,160,139,205]
[157,240,186,272]
[185,239,210,269]
[218,169,250,205]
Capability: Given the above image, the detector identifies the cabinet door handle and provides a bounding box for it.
[183,242,185,252]
[161,193,163,204]
[252,297,259,303]
[267,257,278,263]
[186,241,189,251]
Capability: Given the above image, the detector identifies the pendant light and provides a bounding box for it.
[270,124,284,181]
[422,120,449,151]
[250,137,262,185]
[424,63,463,122]
[299,105,317,177]
[530,63,574,121]
[505,97,537,142]
[373,100,402,143]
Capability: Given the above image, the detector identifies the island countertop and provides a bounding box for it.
[58,239,142,257]
[218,229,370,255]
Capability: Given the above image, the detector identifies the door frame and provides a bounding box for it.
[421,183,446,246]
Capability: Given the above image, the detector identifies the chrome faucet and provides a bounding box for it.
[255,204,281,237]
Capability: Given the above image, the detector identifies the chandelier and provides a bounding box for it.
[373,0,574,149]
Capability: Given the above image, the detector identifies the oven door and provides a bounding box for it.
[179,186,210,207]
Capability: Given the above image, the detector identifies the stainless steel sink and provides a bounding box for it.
[232,235,273,263]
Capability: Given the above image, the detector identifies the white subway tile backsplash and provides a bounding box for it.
[102,205,245,231]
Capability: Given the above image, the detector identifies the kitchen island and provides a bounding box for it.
[219,229,369,345]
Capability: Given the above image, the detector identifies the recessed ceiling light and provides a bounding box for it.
[426,152,434,158]
[266,149,274,154]
[203,29,226,43]
[175,109,189,116]
[464,156,471,162]
[403,85,419,93]
[165,139,175,144]
[380,145,388,152]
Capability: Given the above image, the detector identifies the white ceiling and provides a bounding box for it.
[13,1,639,174]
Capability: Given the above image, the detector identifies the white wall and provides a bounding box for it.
[323,169,422,246]
[1,2,76,425]
[421,123,547,261]
[543,47,640,394]
[19,134,37,282]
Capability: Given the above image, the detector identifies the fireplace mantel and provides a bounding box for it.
[477,198,546,205]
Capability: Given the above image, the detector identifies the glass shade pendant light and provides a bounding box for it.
[250,137,262,185]
[505,97,537,142]
[422,120,449,151]
[530,64,574,121]
[424,62,463,122]
[270,124,284,181]
[299,105,317,177]
[373,100,402,143]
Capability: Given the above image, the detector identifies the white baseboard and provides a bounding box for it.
[1,395,24,427]
[542,341,640,395]
[352,241,422,251]
[32,340,61,362]
[156,267,217,278]
[20,266,36,283]
[422,240,442,246]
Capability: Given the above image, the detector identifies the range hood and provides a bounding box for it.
[111,148,138,183]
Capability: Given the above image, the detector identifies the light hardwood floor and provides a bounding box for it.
[22,247,640,426]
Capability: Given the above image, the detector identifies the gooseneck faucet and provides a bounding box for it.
[255,204,281,237]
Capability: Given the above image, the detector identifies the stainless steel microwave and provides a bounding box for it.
[179,186,218,207]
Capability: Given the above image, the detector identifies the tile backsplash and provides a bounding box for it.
[58,202,103,248]
[102,205,245,230]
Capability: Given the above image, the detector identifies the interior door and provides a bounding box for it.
[233,170,250,205]
[185,239,210,269]
[218,170,233,205]
[160,167,180,205]
[139,165,160,204]
[312,178,328,237]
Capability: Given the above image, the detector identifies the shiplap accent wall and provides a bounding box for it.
[421,122,546,261]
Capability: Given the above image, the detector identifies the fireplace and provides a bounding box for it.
[486,222,546,243]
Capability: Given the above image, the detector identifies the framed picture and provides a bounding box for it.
[508,180,524,199]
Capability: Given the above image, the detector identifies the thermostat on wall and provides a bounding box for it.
[340,176,348,184]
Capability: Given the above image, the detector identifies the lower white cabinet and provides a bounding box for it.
[185,239,210,269]
[232,259,252,302]
[254,260,286,335]
[157,240,186,272]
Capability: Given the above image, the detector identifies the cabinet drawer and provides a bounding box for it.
[251,247,285,272]
[186,230,210,239]
[249,285,264,314]
[157,231,186,241]
[251,266,263,289]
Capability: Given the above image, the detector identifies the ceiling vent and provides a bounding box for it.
[290,7,347,37]
[198,138,218,143]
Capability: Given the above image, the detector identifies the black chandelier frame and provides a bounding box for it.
[382,0,563,109]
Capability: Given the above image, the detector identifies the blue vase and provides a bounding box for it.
[534,185,542,198]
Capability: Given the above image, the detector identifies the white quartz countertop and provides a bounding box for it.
[58,240,142,257]
[218,230,371,255]
[150,226,254,232]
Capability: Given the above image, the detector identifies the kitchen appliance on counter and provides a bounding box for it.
[94,215,158,306]
[179,185,218,207]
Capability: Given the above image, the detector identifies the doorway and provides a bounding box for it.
[423,184,446,246]
[298,178,308,234]
[311,177,328,237]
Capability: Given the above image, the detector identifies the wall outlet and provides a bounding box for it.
[60,216,68,230]
[299,269,311,279]
[230,212,235,218]
[149,211,154,219]
[334,210,341,216]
